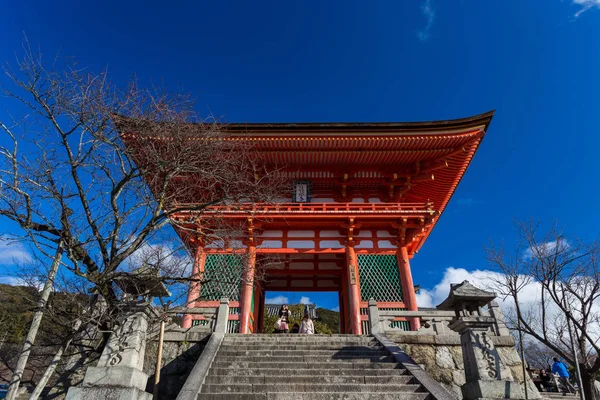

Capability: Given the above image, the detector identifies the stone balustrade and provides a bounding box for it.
[366,299,457,335]
[366,299,511,338]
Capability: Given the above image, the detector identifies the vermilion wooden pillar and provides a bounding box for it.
[345,245,362,334]
[239,245,256,334]
[396,246,421,330]
[182,246,206,329]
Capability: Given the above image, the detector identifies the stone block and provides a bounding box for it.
[428,368,454,385]
[452,370,466,387]
[508,364,527,384]
[406,345,435,367]
[492,335,516,347]
[82,366,149,391]
[434,335,462,345]
[498,347,524,366]
[444,382,462,400]
[186,331,210,342]
[395,335,436,344]
[461,379,525,400]
[66,386,152,400]
[449,346,465,369]
[163,331,186,342]
[436,347,456,369]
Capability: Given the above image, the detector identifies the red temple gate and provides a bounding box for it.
[121,112,493,334]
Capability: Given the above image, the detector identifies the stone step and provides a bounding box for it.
[218,349,389,357]
[215,355,396,363]
[204,375,416,385]
[224,335,377,339]
[211,361,401,370]
[201,383,423,394]
[222,339,379,346]
[225,334,370,338]
[219,344,384,351]
[223,335,377,341]
[543,394,578,399]
[198,392,430,400]
[208,368,408,377]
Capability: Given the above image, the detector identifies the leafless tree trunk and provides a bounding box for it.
[28,317,82,400]
[5,243,62,400]
[487,220,600,400]
[0,42,284,395]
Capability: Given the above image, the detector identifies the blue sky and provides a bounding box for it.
[1,0,599,311]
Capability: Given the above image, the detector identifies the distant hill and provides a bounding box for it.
[315,308,340,334]
[0,283,84,345]
[0,283,38,343]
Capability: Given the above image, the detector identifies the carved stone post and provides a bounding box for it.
[438,281,525,400]
[66,303,156,400]
[213,297,230,333]
[367,298,384,335]
[67,267,170,400]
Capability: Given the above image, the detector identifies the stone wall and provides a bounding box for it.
[143,326,211,400]
[386,333,540,399]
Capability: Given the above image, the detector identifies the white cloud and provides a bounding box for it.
[126,241,192,276]
[572,0,600,18]
[0,275,44,290]
[417,0,436,42]
[524,239,569,260]
[415,288,435,308]
[265,295,289,304]
[299,296,312,304]
[417,266,543,310]
[0,237,31,265]
[0,275,26,286]
[331,306,340,312]
[417,266,600,339]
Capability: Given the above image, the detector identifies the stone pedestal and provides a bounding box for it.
[438,280,526,400]
[66,304,154,400]
[449,317,524,400]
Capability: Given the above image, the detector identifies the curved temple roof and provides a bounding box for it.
[118,111,494,254]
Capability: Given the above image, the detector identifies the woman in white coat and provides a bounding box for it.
[299,313,315,334]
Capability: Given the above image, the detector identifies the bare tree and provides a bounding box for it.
[0,44,283,398]
[487,220,600,400]
[522,341,557,370]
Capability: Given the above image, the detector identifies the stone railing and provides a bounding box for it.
[168,298,245,335]
[365,299,456,335]
[365,299,511,337]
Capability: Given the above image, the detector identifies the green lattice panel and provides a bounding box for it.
[200,254,244,301]
[357,254,403,302]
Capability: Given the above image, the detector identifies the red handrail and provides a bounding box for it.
[177,202,434,214]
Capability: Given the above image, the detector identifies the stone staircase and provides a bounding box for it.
[197,334,433,400]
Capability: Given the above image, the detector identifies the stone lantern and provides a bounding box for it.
[67,266,170,400]
[438,280,525,400]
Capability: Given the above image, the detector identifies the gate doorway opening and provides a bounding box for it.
[261,291,340,333]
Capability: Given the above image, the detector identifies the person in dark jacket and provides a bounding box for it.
[539,369,555,392]
[278,305,291,333]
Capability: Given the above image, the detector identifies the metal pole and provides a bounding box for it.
[561,284,585,400]
[153,319,166,400]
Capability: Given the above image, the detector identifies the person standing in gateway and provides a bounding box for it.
[278,305,291,333]
[552,357,576,394]
[299,313,315,334]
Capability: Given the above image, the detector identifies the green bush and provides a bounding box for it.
[262,304,339,334]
